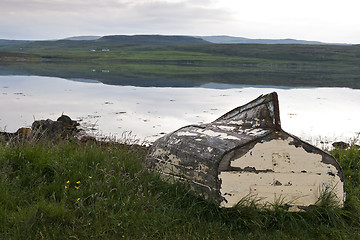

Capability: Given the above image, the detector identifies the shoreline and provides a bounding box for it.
[1,75,360,148]
[1,114,358,151]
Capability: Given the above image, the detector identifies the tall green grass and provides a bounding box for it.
[1,139,360,239]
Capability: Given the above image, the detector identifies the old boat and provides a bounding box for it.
[145,92,345,211]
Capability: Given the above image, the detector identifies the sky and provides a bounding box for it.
[1,0,360,44]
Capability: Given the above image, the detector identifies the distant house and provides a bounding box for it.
[101,49,110,52]
[90,49,96,52]
[146,92,345,211]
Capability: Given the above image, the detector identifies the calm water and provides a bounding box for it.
[1,75,359,146]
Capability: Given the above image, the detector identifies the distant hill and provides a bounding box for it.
[63,36,101,41]
[97,35,210,45]
[0,35,210,50]
[196,36,348,45]
[64,35,209,45]
[0,35,350,51]
[64,35,344,45]
[0,39,32,47]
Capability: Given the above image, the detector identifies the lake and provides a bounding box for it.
[1,75,359,147]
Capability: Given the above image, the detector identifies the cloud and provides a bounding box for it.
[2,0,360,43]
[0,0,234,39]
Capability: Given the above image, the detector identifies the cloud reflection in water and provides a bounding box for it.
[0,75,359,146]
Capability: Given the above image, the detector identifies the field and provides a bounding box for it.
[1,38,360,88]
[0,136,360,239]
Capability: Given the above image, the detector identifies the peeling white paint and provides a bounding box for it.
[216,125,236,131]
[168,153,183,166]
[152,148,170,158]
[199,129,239,140]
[175,131,199,137]
[219,137,344,210]
[228,120,244,125]
[249,118,261,127]
[169,139,182,145]
[243,128,270,136]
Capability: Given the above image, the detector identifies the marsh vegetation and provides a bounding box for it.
[0,135,360,239]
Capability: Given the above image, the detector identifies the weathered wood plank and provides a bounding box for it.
[145,92,345,211]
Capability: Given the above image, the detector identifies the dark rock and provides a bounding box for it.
[332,141,350,149]
[32,115,80,140]
[1,115,81,143]
[57,115,79,127]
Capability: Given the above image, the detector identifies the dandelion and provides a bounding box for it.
[76,181,81,184]
[89,176,92,179]
[349,176,351,178]
[66,180,70,184]
[122,235,125,238]
[75,186,79,190]
[77,198,80,201]
[65,185,68,189]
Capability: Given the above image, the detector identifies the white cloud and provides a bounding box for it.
[0,0,360,42]
[0,0,234,39]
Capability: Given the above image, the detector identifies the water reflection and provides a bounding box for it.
[0,75,359,146]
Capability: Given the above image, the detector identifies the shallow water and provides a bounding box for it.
[1,75,359,146]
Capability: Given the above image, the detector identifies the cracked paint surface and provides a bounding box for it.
[145,92,345,211]
[219,137,344,210]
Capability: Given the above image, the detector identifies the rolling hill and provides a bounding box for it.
[196,35,347,45]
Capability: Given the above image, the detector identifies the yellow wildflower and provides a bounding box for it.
[89,176,92,179]
[76,181,81,184]
[75,186,79,190]
[65,185,68,189]
[77,198,80,201]
[66,180,70,184]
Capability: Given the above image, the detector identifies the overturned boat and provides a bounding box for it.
[145,92,345,211]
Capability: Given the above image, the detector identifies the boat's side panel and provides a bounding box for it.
[219,132,345,211]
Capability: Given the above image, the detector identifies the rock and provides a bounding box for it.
[16,127,33,138]
[0,127,33,142]
[57,115,79,127]
[332,141,350,149]
[1,115,81,143]
[31,115,80,140]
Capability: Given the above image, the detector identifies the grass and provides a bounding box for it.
[0,136,360,239]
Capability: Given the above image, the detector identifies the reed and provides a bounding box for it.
[0,137,359,239]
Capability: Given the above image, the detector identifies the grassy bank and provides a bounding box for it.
[2,42,360,88]
[1,139,360,239]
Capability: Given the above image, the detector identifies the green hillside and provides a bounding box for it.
[1,35,360,88]
[0,39,31,47]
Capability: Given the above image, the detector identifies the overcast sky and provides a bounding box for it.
[1,0,359,44]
